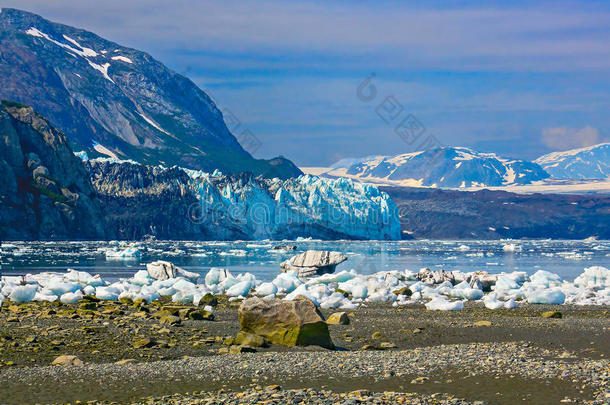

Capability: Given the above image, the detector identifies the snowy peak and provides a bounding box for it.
[332,147,549,188]
[535,143,610,179]
[0,8,301,179]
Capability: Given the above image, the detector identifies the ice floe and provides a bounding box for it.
[1,263,608,310]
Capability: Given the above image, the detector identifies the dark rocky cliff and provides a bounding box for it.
[0,100,106,240]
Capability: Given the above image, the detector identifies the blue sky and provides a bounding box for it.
[4,0,610,166]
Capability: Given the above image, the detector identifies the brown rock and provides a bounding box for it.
[238,296,334,349]
[326,311,350,325]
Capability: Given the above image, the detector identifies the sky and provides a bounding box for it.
[3,0,610,166]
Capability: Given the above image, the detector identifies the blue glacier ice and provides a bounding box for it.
[187,170,401,240]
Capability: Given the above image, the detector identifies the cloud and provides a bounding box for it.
[4,0,610,72]
[541,125,601,151]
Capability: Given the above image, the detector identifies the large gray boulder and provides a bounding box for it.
[280,250,347,278]
[146,260,199,282]
[238,296,334,349]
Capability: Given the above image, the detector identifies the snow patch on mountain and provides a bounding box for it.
[26,26,114,83]
[535,143,610,179]
[111,55,133,64]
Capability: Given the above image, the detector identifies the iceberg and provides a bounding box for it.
[574,266,609,289]
[425,297,464,311]
[9,284,38,303]
[527,289,566,305]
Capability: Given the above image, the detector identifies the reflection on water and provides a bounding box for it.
[1,240,608,282]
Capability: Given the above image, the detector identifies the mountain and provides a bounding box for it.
[535,143,610,179]
[0,100,106,240]
[383,186,610,239]
[326,147,549,188]
[0,8,301,179]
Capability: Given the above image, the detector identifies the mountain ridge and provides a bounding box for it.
[323,147,550,188]
[535,143,610,180]
[0,8,301,179]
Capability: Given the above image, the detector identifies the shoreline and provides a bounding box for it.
[0,300,608,404]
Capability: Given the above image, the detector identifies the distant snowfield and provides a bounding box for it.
[300,167,610,194]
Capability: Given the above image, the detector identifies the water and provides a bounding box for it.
[1,240,608,282]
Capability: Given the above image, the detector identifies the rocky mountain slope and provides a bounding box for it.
[327,147,549,188]
[0,8,301,179]
[0,100,106,240]
[535,143,610,179]
[383,186,610,239]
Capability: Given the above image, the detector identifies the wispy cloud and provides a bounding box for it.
[541,125,605,151]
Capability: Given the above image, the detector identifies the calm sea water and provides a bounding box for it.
[1,240,608,282]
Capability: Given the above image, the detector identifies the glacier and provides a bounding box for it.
[186,170,401,240]
[84,157,401,240]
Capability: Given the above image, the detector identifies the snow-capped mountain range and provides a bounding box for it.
[535,143,610,179]
[313,143,609,189]
[0,8,301,179]
[324,147,550,188]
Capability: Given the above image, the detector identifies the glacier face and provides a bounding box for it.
[187,171,401,240]
[535,143,610,179]
[339,147,549,188]
[86,159,401,240]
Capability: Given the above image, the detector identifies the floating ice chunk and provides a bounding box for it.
[457,244,470,252]
[132,270,152,286]
[226,280,252,297]
[255,282,278,297]
[284,285,318,305]
[484,298,505,310]
[307,270,356,285]
[573,266,609,289]
[95,286,120,301]
[204,268,231,287]
[65,269,104,287]
[272,271,302,293]
[44,281,81,296]
[408,281,426,292]
[495,276,519,290]
[425,297,464,311]
[34,292,58,302]
[105,247,140,260]
[527,289,565,304]
[503,244,521,253]
[449,287,483,300]
[367,289,397,303]
[351,284,368,300]
[9,284,38,303]
[83,285,95,295]
[60,290,83,304]
[529,270,562,288]
[504,298,517,309]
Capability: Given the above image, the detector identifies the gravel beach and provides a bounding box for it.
[0,300,608,404]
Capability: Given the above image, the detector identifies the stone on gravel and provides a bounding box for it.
[473,320,492,327]
[326,311,349,325]
[51,355,83,366]
[541,310,562,319]
[238,296,334,349]
[280,250,347,277]
[234,331,267,348]
[229,345,257,354]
